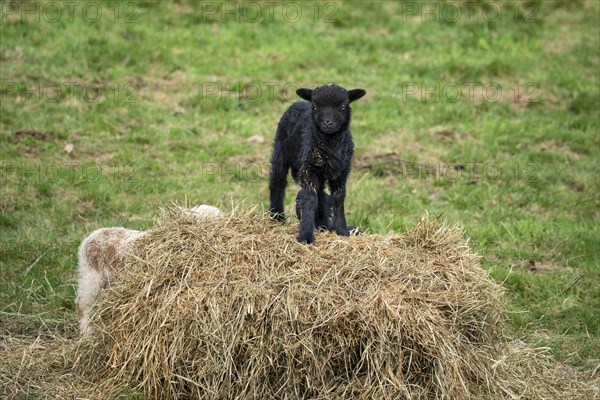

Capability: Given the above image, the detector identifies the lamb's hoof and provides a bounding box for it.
[269,211,285,223]
[297,231,315,244]
[316,224,329,232]
[347,226,363,235]
[332,227,350,237]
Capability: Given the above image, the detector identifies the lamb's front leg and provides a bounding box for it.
[329,180,349,237]
[296,184,319,244]
[315,184,330,229]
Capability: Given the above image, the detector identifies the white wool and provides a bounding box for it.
[76,227,144,333]
[75,262,104,333]
[187,204,223,219]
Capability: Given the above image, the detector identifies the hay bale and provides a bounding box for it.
[73,209,596,399]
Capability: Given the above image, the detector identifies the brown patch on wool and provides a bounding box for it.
[82,228,133,273]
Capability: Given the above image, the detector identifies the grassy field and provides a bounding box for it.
[1,0,598,384]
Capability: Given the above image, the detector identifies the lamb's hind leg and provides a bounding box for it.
[75,238,105,334]
[319,192,361,234]
[269,149,288,222]
[329,179,350,237]
[76,267,103,333]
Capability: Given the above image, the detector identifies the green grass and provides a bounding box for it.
[1,0,598,374]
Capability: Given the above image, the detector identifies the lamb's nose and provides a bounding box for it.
[323,120,333,126]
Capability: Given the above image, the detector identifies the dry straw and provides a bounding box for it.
[1,207,598,399]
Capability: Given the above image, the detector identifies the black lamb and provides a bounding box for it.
[268,84,366,243]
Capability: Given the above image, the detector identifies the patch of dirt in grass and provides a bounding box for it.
[72,150,117,165]
[508,200,555,222]
[525,260,561,274]
[526,203,555,221]
[226,154,271,178]
[361,130,446,164]
[366,27,392,37]
[131,70,190,114]
[546,29,578,54]
[566,178,588,193]
[355,128,482,181]
[469,83,561,110]
[258,52,285,63]
[543,6,595,56]
[430,126,480,146]
[173,1,194,14]
[12,130,58,142]
[537,139,582,161]
[354,126,478,169]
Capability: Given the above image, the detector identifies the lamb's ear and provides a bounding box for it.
[348,89,366,103]
[296,88,313,101]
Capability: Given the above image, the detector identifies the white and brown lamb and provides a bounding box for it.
[75,205,222,332]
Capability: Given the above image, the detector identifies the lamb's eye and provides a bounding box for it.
[313,106,318,111]
[340,105,346,111]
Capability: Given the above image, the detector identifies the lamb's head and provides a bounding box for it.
[296,84,366,134]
